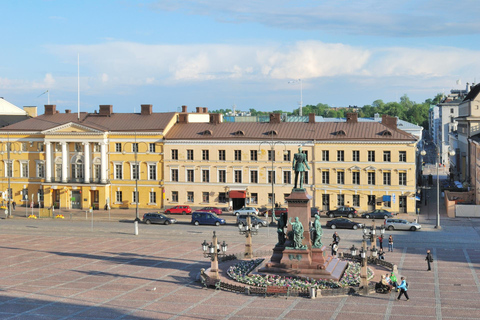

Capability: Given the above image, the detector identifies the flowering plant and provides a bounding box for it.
[227,259,374,290]
[28,214,37,219]
[0,206,7,210]
[55,214,64,219]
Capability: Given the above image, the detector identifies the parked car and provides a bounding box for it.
[197,206,223,215]
[164,205,192,215]
[311,207,320,217]
[233,206,259,216]
[384,218,421,231]
[326,207,358,218]
[361,209,394,219]
[191,211,226,226]
[326,218,364,230]
[142,213,177,225]
[236,214,268,227]
[267,207,288,217]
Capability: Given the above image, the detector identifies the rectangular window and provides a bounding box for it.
[6,162,13,178]
[93,164,100,181]
[172,149,178,160]
[352,171,360,185]
[384,200,391,208]
[399,172,407,186]
[75,142,82,152]
[187,191,194,202]
[132,164,139,180]
[202,150,209,160]
[368,172,376,185]
[337,150,344,162]
[172,191,178,202]
[383,151,391,162]
[148,164,156,180]
[93,143,101,152]
[268,170,275,184]
[187,169,194,182]
[132,191,138,204]
[234,170,242,183]
[250,170,258,183]
[219,192,227,203]
[337,194,345,206]
[234,150,242,161]
[302,150,308,161]
[283,150,291,161]
[149,143,156,153]
[55,143,61,152]
[352,150,360,162]
[187,149,194,160]
[283,171,291,184]
[322,171,330,184]
[37,162,45,178]
[383,172,391,185]
[202,170,210,183]
[115,164,123,179]
[268,150,275,161]
[171,169,179,182]
[202,192,209,203]
[322,150,329,161]
[22,142,28,152]
[115,143,122,152]
[132,143,138,153]
[353,194,360,207]
[116,191,123,203]
[399,151,407,162]
[219,150,226,161]
[149,192,156,204]
[337,171,345,184]
[250,150,257,161]
[218,170,226,183]
[304,171,309,185]
[37,142,44,152]
[21,162,29,178]
[368,150,375,162]
[268,193,275,204]
[250,193,258,204]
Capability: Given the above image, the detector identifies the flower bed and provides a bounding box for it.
[227,258,374,290]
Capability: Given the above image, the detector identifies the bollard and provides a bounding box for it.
[309,287,316,299]
[134,220,139,236]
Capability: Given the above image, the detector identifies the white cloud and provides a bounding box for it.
[101,73,109,83]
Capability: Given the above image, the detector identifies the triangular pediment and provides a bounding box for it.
[42,122,104,134]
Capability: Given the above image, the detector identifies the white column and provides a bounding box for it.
[100,142,108,183]
[45,142,52,182]
[61,142,68,183]
[84,142,90,183]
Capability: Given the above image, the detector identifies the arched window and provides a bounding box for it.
[55,157,63,182]
[93,157,101,182]
[72,156,84,180]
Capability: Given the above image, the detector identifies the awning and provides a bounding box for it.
[415,195,421,201]
[229,190,246,198]
[382,195,391,201]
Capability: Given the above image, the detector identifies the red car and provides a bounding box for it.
[267,207,288,217]
[197,207,223,215]
[164,205,192,215]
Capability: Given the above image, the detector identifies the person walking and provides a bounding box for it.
[388,235,393,252]
[378,234,384,250]
[12,201,16,210]
[331,242,338,256]
[397,277,409,300]
[332,231,340,244]
[426,250,433,271]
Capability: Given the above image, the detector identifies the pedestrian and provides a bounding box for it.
[378,248,385,260]
[388,235,393,252]
[331,242,338,256]
[426,249,433,271]
[332,231,340,244]
[378,234,384,250]
[390,272,398,291]
[12,201,16,210]
[397,277,409,301]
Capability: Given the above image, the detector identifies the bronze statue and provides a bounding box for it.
[312,214,323,248]
[289,217,306,249]
[292,146,310,189]
[274,212,287,246]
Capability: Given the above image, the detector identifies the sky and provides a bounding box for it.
[1,0,480,114]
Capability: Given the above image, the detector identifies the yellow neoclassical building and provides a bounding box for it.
[0,104,175,215]
[0,106,419,215]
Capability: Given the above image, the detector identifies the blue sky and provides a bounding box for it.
[1,0,480,114]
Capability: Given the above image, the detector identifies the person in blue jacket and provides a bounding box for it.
[397,276,409,300]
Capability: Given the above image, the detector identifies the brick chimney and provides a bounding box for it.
[44,105,56,115]
[141,104,152,115]
[269,113,281,124]
[346,112,358,123]
[308,113,316,123]
[203,107,208,113]
[381,114,397,129]
[210,113,221,124]
[65,109,71,114]
[181,105,188,113]
[99,105,113,116]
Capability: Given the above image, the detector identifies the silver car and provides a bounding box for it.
[233,206,259,216]
[384,218,421,231]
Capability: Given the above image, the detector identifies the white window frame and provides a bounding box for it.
[148,163,157,180]
[36,161,45,178]
[20,161,29,178]
[114,162,123,180]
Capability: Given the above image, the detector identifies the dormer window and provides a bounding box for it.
[202,130,212,136]
[336,130,346,136]
[381,130,392,136]
[234,130,245,136]
[266,130,278,136]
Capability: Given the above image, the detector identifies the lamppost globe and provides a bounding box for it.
[350,245,357,256]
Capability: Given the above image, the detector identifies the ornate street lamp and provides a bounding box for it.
[350,245,357,256]
[201,231,228,280]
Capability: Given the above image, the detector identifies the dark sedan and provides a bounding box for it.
[361,209,393,219]
[326,218,364,230]
[142,213,177,225]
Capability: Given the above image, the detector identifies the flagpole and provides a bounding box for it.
[78,54,80,120]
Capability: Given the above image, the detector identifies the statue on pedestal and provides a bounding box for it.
[274,211,287,246]
[289,217,306,249]
[292,146,310,189]
[312,214,323,248]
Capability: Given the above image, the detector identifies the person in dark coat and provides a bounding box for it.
[378,235,384,250]
[426,250,433,271]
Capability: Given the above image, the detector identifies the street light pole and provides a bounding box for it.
[436,146,441,229]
